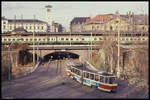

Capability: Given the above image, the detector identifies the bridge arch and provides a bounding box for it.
[43,51,79,62]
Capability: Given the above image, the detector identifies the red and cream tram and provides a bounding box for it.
[66,60,118,92]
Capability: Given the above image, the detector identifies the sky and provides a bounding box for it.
[2,1,148,31]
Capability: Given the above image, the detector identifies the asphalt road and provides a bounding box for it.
[1,59,148,99]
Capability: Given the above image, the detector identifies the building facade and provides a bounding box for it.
[82,11,148,33]
[51,21,63,32]
[70,17,90,33]
[1,17,48,33]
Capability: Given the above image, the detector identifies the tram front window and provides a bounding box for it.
[109,77,116,84]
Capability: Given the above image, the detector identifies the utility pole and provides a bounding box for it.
[117,21,121,78]
[33,15,35,64]
[90,32,92,62]
[8,46,11,81]
[70,31,71,46]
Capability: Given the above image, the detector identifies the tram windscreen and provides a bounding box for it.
[109,77,116,84]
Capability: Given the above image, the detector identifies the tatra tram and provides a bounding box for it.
[66,60,118,92]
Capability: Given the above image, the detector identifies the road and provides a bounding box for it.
[2,59,148,99]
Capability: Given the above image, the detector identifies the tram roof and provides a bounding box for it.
[68,61,115,77]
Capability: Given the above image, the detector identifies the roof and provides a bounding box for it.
[86,14,115,24]
[71,17,90,25]
[133,14,149,25]
[1,17,7,20]
[12,27,28,32]
[86,14,149,25]
[8,19,48,24]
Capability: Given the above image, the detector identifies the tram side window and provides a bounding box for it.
[77,70,81,76]
[71,68,74,72]
[100,76,104,82]
[86,72,89,78]
[71,67,73,72]
[83,72,86,77]
[95,75,99,81]
[90,73,94,80]
[67,65,71,70]
[105,77,109,84]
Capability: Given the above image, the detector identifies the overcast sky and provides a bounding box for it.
[2,1,148,30]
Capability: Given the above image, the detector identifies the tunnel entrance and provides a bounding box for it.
[43,51,79,62]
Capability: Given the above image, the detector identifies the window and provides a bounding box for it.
[30,26,32,29]
[105,77,109,83]
[71,38,73,40]
[83,72,86,77]
[10,26,12,30]
[41,26,44,30]
[3,22,6,24]
[94,38,97,40]
[76,38,79,41]
[26,39,28,41]
[61,38,64,40]
[30,39,32,41]
[90,73,94,80]
[8,39,11,41]
[3,25,6,29]
[92,26,94,30]
[66,38,68,40]
[100,76,104,82]
[95,75,99,81]
[99,38,102,40]
[110,26,113,30]
[26,26,28,29]
[110,77,115,84]
[38,26,40,29]
[86,72,90,78]
[82,38,84,40]
[115,21,119,23]
[104,25,107,30]
[97,26,99,29]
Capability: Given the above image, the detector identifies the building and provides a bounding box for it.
[1,16,48,34]
[51,21,63,32]
[82,11,149,33]
[2,17,9,33]
[70,17,90,33]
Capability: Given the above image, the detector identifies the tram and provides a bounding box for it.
[66,60,118,92]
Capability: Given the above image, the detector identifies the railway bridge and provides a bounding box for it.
[28,45,99,62]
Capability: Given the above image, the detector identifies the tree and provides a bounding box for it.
[92,35,118,73]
